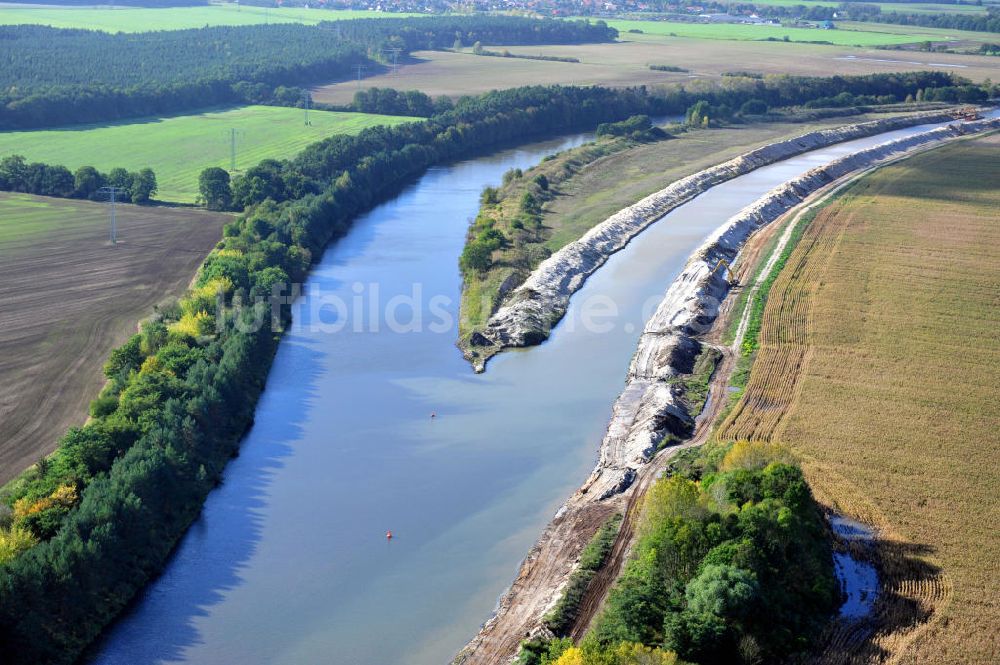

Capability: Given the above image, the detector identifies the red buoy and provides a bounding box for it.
[386,530,393,540]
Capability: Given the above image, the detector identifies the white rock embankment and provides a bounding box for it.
[473,112,957,366]
[582,116,999,500]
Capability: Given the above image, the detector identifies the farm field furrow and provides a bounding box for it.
[717,133,1000,663]
[0,106,417,204]
[0,193,229,485]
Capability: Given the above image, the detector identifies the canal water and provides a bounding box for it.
[93,116,963,665]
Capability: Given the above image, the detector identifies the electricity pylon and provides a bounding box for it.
[97,186,127,245]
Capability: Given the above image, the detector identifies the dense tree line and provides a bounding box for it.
[0,156,157,203]
[672,71,986,127]
[862,7,1000,33]
[223,71,975,212]
[223,85,671,210]
[0,72,980,663]
[351,87,449,117]
[0,16,617,129]
[520,441,839,665]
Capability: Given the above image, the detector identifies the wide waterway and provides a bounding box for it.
[93,116,967,665]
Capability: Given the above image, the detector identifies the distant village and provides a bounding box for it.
[273,0,848,30]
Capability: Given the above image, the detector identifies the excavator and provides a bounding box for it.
[709,258,737,286]
[950,106,981,121]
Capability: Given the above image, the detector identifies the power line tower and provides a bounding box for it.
[303,90,312,126]
[97,186,127,245]
[381,48,402,75]
[353,64,367,88]
[227,128,246,171]
[318,22,342,42]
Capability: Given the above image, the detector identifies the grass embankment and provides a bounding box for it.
[457,110,925,353]
[458,118,671,341]
[0,106,416,203]
[0,193,229,486]
[718,133,1000,662]
[0,5,419,32]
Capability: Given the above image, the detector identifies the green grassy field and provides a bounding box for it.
[0,192,94,246]
[742,0,990,13]
[0,106,417,203]
[599,18,958,45]
[835,19,1000,42]
[0,5,419,32]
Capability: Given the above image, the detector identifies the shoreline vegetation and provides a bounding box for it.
[0,83,679,665]
[458,114,672,344]
[0,40,994,662]
[544,439,840,665]
[454,72,992,370]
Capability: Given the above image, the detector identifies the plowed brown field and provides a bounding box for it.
[0,193,228,484]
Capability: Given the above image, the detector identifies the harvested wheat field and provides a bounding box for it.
[311,37,1000,105]
[719,133,1000,663]
[0,193,229,484]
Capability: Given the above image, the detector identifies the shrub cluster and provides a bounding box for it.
[543,514,623,636]
[596,114,668,140]
[549,441,839,665]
